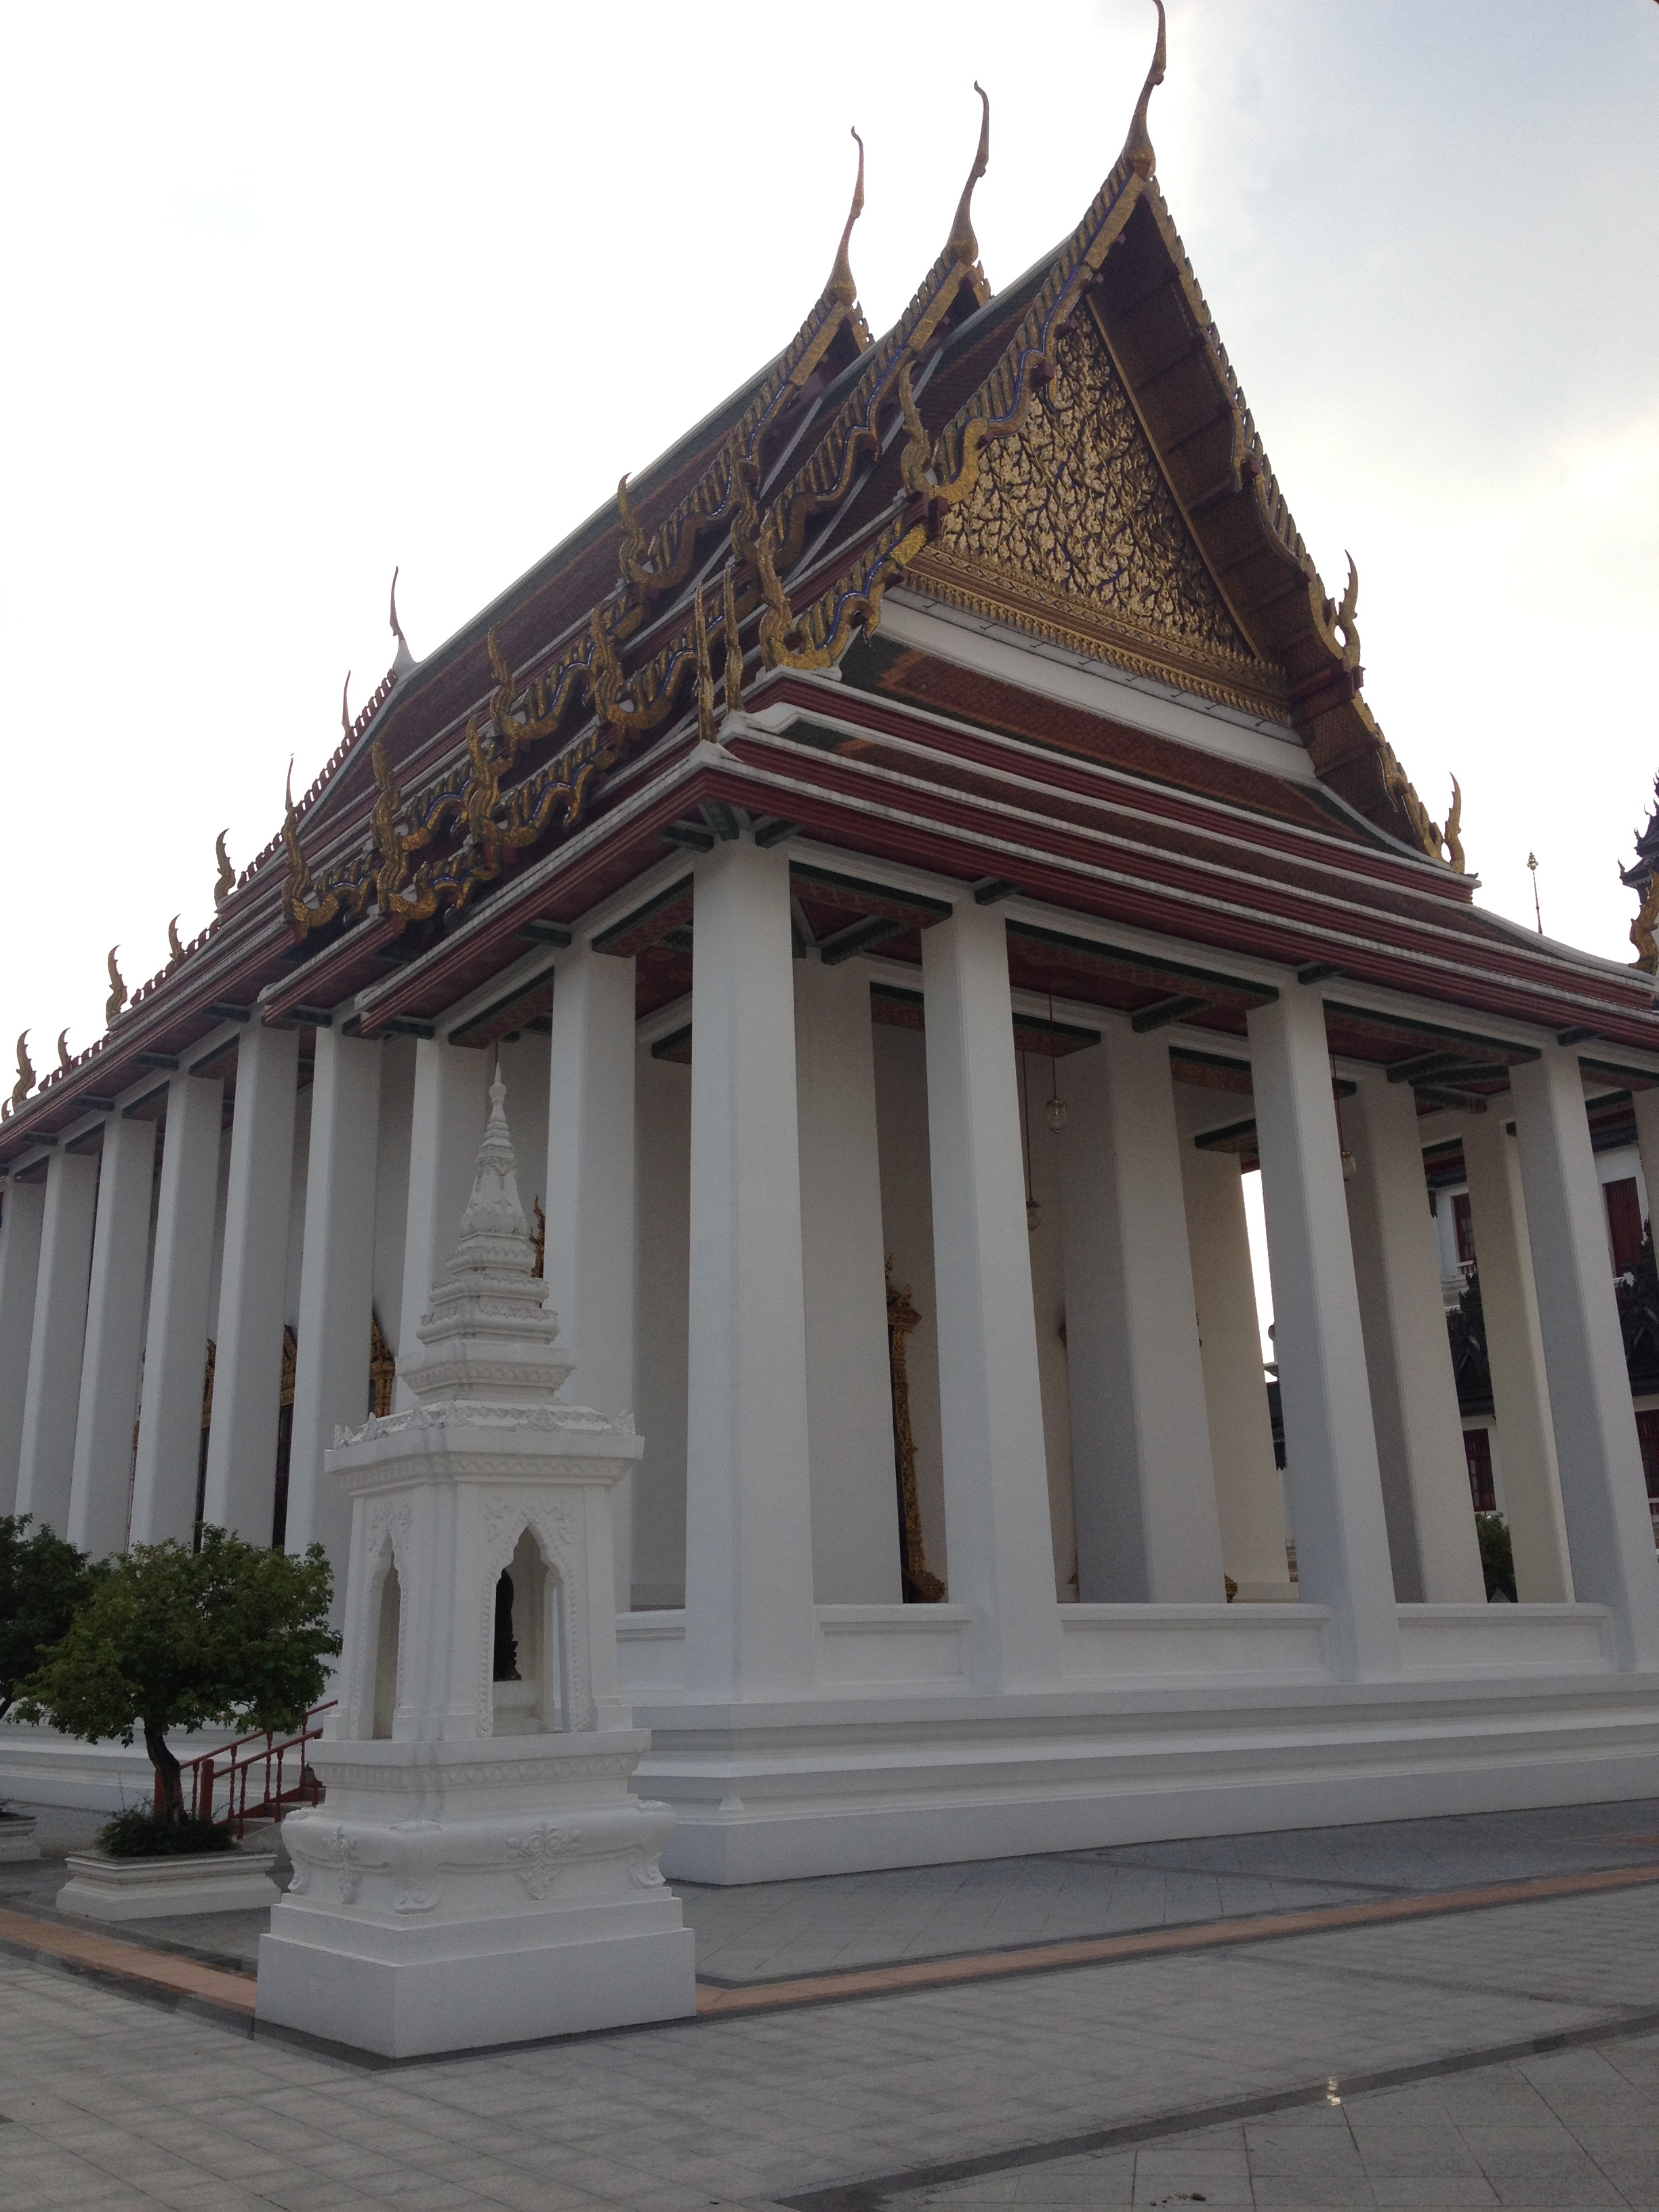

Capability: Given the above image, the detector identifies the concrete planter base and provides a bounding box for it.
[0,1813,39,1862]
[57,1847,280,1921]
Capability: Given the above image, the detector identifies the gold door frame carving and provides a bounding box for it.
[886,1258,945,1603]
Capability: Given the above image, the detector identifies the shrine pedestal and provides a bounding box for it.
[257,1735,693,2057]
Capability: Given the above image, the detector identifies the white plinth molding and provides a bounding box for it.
[58,1848,280,1921]
[0,1813,39,1862]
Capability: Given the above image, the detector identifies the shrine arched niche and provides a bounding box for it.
[346,1504,409,1742]
[480,1500,590,1736]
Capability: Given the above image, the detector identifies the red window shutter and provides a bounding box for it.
[1604,1177,1643,1274]
[1462,1427,1496,1514]
[1452,1192,1476,1267]
[1635,1409,1659,1504]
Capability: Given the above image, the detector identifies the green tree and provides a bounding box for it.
[0,1515,100,1723]
[16,1528,340,1828]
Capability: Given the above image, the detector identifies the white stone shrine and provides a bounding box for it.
[254,1074,694,2058]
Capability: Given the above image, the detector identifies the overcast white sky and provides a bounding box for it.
[2,0,1656,1079]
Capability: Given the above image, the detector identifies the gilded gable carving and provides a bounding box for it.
[917,312,1288,715]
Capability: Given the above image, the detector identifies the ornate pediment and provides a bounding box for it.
[913,306,1290,718]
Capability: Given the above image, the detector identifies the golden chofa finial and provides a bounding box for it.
[827,127,865,305]
[340,672,353,740]
[390,565,416,678]
[105,947,127,1027]
[56,1028,73,1074]
[12,1032,35,1109]
[213,830,234,909]
[945,83,991,280]
[1120,0,1168,180]
[167,915,185,965]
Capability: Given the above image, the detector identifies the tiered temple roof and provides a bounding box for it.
[6,3,1658,1166]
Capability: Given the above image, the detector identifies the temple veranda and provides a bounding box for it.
[3,37,1658,1880]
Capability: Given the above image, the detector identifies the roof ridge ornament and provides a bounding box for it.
[11,1032,33,1109]
[56,1029,72,1075]
[945,83,991,279]
[1120,0,1167,180]
[105,948,127,1027]
[340,672,353,741]
[827,127,865,306]
[213,830,234,909]
[390,567,417,679]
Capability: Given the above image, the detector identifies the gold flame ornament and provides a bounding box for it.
[12,1031,35,1107]
[1442,777,1465,874]
[56,1028,73,1073]
[105,947,128,1026]
[692,585,716,746]
[213,830,234,908]
[167,915,185,964]
[722,562,745,716]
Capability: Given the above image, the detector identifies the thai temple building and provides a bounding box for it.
[3,15,1658,1881]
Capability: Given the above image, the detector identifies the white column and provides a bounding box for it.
[201,1024,299,1540]
[682,837,817,1698]
[129,1073,225,1544]
[287,1027,384,1578]
[1061,1027,1224,1602]
[1345,1073,1485,1602]
[395,1040,486,1410]
[795,954,901,1603]
[545,945,638,1611]
[0,1179,46,1514]
[14,1149,101,1532]
[66,1118,157,1556]
[1460,1111,1573,1601]
[922,905,1061,1688]
[1247,992,1400,1679]
[1176,1111,1292,1600]
[1512,1048,1659,1668]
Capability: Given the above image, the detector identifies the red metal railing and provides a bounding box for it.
[157,1702,335,1837]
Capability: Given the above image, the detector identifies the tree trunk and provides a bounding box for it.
[144,1717,183,1828]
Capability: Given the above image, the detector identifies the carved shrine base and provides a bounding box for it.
[256,1733,694,2057]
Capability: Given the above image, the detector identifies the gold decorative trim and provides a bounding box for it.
[369,1315,395,1420]
[886,1259,945,1603]
[907,551,1294,723]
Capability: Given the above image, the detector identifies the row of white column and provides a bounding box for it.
[2,834,1656,1688]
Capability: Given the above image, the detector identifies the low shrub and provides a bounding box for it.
[1476,1513,1517,1603]
[96,1806,234,1859]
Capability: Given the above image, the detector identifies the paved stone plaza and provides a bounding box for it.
[1,1799,1656,2211]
